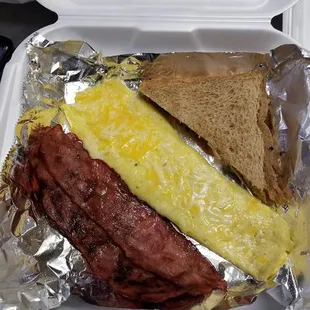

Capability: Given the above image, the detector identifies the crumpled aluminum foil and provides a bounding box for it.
[0,34,309,310]
[268,44,310,199]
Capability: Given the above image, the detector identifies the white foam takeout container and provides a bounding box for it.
[0,0,303,309]
[283,0,310,50]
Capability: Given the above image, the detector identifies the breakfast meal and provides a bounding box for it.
[62,79,293,282]
[2,44,308,310]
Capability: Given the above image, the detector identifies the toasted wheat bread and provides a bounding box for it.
[140,63,287,204]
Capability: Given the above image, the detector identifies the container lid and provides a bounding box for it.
[38,0,299,19]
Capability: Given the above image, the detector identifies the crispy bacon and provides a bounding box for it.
[14,125,226,309]
[22,141,186,303]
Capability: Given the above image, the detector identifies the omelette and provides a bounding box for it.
[62,79,293,281]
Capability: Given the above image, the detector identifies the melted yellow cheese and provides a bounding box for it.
[63,79,294,281]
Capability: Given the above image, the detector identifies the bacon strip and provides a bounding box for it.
[22,136,186,303]
[39,125,226,296]
[14,125,226,309]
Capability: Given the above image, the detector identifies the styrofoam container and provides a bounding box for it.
[283,0,310,50]
[0,0,303,309]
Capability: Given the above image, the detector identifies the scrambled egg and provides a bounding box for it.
[62,79,293,281]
